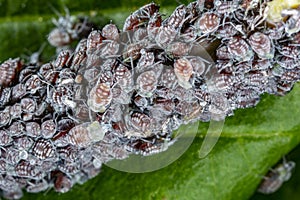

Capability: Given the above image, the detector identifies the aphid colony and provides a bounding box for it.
[0,0,300,198]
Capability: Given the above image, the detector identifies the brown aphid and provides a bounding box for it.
[123,42,142,61]
[15,160,39,178]
[39,63,58,84]
[0,107,11,126]
[123,2,159,31]
[127,112,152,135]
[136,49,155,72]
[57,145,78,161]
[195,12,220,35]
[228,37,254,62]
[31,139,55,159]
[102,23,119,41]
[280,69,300,82]
[99,40,120,59]
[174,58,193,89]
[215,23,240,39]
[234,87,260,109]
[279,45,300,59]
[215,0,239,15]
[164,4,186,30]
[52,171,73,193]
[48,28,72,47]
[136,70,158,97]
[114,64,133,91]
[0,58,23,87]
[86,30,103,55]
[41,120,56,139]
[248,32,274,59]
[167,41,191,57]
[258,160,295,194]
[0,87,12,107]
[159,68,177,89]
[25,75,43,93]
[8,121,25,136]
[155,26,177,48]
[147,12,162,41]
[211,73,235,92]
[11,84,27,102]
[21,98,36,113]
[0,130,12,146]
[18,67,36,83]
[54,50,72,68]
[25,122,41,137]
[277,56,299,70]
[245,70,269,88]
[13,135,34,150]
[66,123,91,148]
[10,103,22,119]
[88,82,112,113]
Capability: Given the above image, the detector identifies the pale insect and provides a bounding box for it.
[174,58,193,89]
[198,74,229,158]
[258,159,296,194]
[248,32,274,59]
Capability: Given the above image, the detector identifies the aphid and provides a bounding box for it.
[234,61,252,73]
[282,9,300,36]
[4,147,24,164]
[147,12,162,41]
[99,40,120,59]
[258,160,296,194]
[166,41,191,57]
[0,58,23,87]
[54,50,72,68]
[52,171,73,193]
[25,75,43,93]
[277,56,299,70]
[21,98,37,113]
[0,130,12,146]
[174,58,193,89]
[114,64,133,91]
[248,32,274,59]
[164,5,187,30]
[0,107,11,126]
[86,30,103,55]
[195,12,220,35]
[136,70,158,97]
[13,136,34,150]
[278,45,300,59]
[0,87,12,107]
[41,120,57,138]
[123,42,143,61]
[67,122,105,148]
[123,2,160,31]
[126,112,153,137]
[25,122,41,138]
[31,139,55,159]
[50,86,74,112]
[111,86,131,105]
[11,84,27,102]
[228,37,254,62]
[26,179,49,193]
[48,28,72,48]
[88,82,112,113]
[155,26,177,48]
[8,121,25,136]
[180,26,197,42]
[214,0,239,15]
[234,87,260,109]
[210,73,236,92]
[158,68,177,89]
[18,66,37,83]
[215,23,240,39]
[189,56,207,77]
[280,69,300,82]
[252,59,271,71]
[102,23,120,41]
[216,45,231,60]
[38,63,59,84]
[57,145,78,161]
[15,160,39,178]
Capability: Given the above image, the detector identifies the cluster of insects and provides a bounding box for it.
[0,0,300,199]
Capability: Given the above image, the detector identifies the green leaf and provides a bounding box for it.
[0,1,299,200]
